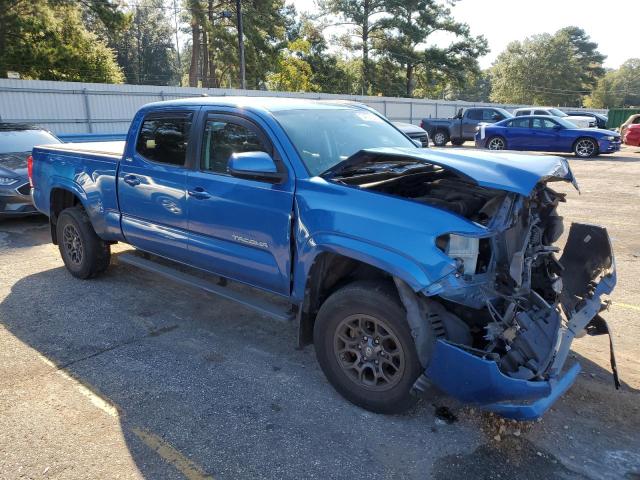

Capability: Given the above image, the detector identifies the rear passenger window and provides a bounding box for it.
[466,110,482,120]
[201,119,270,174]
[512,118,530,128]
[136,114,192,166]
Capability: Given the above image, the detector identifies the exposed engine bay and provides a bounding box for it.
[333,160,615,384]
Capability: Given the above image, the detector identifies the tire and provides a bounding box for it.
[573,137,599,158]
[313,280,422,414]
[451,138,465,146]
[432,130,449,147]
[486,136,506,150]
[56,206,111,279]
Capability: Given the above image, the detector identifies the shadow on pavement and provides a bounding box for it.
[1,262,638,479]
[0,215,50,250]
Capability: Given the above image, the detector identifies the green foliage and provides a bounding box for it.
[266,39,318,92]
[109,0,179,85]
[0,0,124,83]
[490,27,605,106]
[585,59,640,108]
[375,0,488,97]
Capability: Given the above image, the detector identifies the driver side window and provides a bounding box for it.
[201,119,269,174]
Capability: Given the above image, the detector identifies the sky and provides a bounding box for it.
[290,0,637,70]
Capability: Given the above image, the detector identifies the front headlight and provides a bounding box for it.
[0,176,19,186]
[437,234,480,275]
[605,135,616,141]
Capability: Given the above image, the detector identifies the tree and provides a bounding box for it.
[266,39,318,92]
[490,27,605,106]
[321,0,389,94]
[286,17,357,94]
[586,59,640,108]
[377,0,488,97]
[110,0,179,85]
[0,0,123,83]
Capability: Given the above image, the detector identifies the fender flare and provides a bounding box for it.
[292,232,433,303]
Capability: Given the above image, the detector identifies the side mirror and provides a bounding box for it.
[228,151,286,184]
[456,108,464,119]
[411,138,423,147]
[492,114,502,121]
[552,125,564,130]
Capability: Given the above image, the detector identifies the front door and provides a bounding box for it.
[118,109,197,262]
[185,113,295,296]
[529,118,561,151]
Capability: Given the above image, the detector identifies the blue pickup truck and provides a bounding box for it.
[30,97,618,420]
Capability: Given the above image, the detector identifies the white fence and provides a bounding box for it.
[0,79,607,135]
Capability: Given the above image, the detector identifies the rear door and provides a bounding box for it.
[118,109,197,262]
[461,109,482,139]
[503,117,531,149]
[185,112,295,296]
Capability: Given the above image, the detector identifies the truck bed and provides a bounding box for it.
[31,141,125,242]
[38,141,125,159]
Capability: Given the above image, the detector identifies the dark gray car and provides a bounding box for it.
[394,122,430,147]
[0,124,61,218]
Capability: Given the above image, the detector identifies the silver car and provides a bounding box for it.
[0,124,61,218]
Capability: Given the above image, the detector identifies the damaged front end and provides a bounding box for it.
[329,148,618,419]
[333,148,618,420]
[403,182,616,420]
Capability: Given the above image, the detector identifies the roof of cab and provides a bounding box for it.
[141,96,364,114]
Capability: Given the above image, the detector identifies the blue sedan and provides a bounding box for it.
[475,115,621,158]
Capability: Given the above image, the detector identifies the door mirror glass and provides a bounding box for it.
[228,151,285,183]
[552,124,564,130]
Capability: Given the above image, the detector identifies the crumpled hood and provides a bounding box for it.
[346,147,576,196]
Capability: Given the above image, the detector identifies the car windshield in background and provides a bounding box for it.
[273,108,415,176]
[0,129,61,154]
[549,108,568,117]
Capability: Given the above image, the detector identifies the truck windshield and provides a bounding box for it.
[273,108,415,176]
[548,108,568,117]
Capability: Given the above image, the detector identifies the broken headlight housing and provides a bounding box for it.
[437,234,480,275]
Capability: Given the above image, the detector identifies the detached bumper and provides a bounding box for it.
[422,223,617,421]
[425,340,581,420]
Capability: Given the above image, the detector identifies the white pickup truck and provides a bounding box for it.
[513,107,595,128]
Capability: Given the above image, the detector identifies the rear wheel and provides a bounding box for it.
[574,137,599,158]
[313,281,422,414]
[432,130,449,147]
[57,206,111,279]
[486,136,506,150]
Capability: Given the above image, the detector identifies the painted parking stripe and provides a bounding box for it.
[132,428,214,480]
[614,302,640,312]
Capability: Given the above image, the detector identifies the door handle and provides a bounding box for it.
[123,174,140,186]
[187,187,211,199]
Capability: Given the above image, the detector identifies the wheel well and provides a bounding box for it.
[297,253,391,346]
[49,188,82,244]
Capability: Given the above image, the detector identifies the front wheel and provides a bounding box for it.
[574,137,599,158]
[57,206,111,279]
[486,136,506,150]
[313,281,422,414]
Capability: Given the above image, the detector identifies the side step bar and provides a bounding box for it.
[118,252,294,323]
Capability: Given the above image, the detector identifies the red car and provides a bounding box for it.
[624,124,640,146]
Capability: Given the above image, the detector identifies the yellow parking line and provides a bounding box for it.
[614,302,640,312]
[132,427,214,480]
